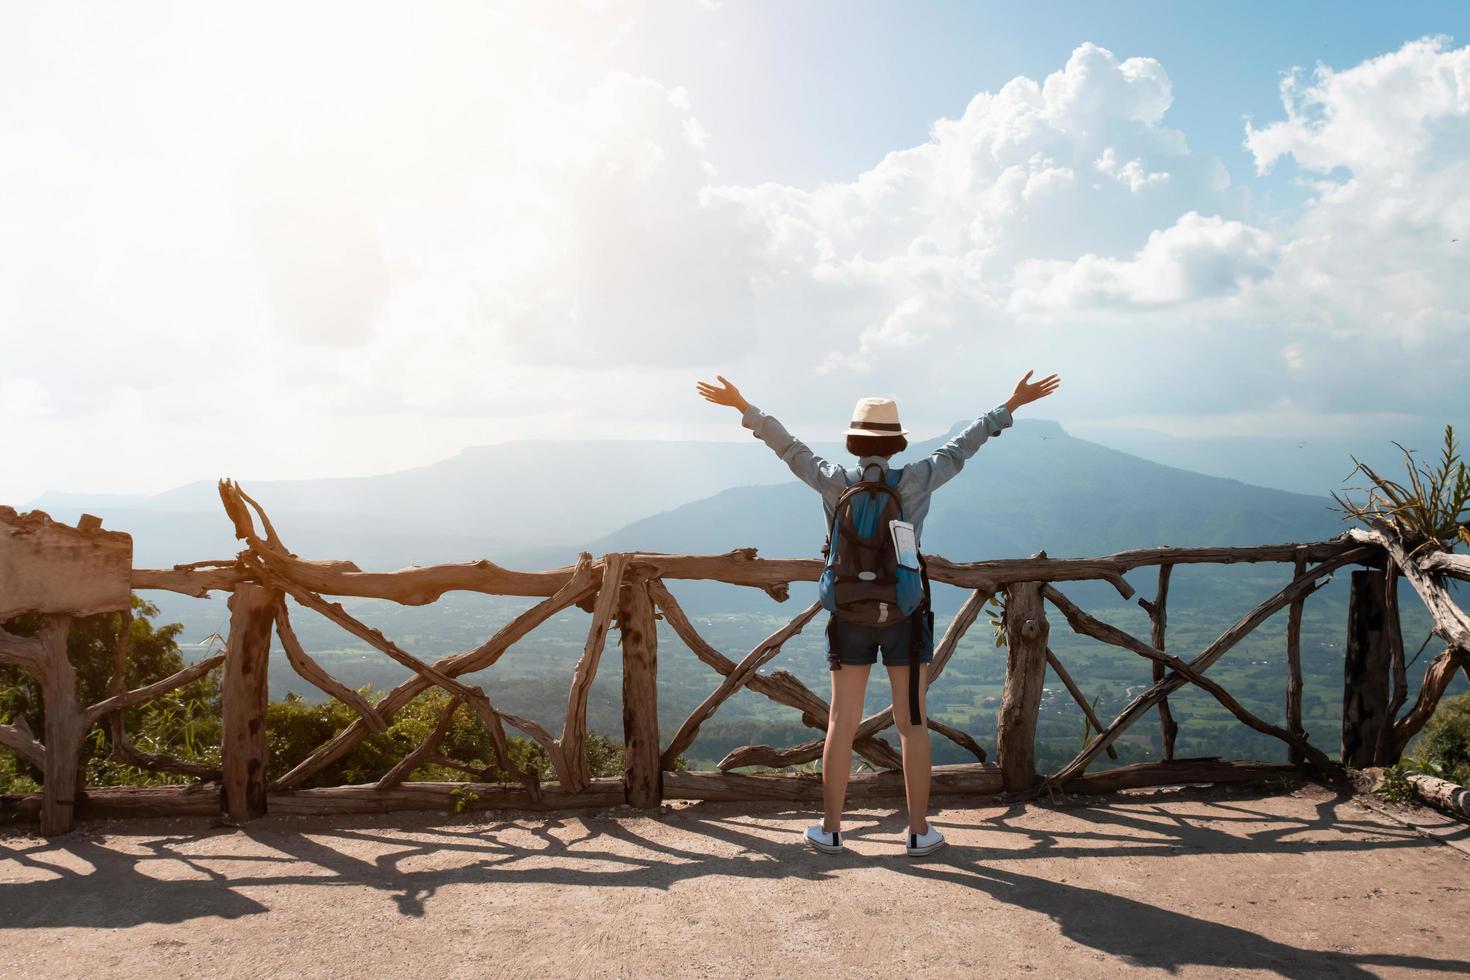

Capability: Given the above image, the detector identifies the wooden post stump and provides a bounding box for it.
[998,581,1048,792]
[618,576,662,808]
[1285,549,1308,765]
[36,616,82,835]
[1342,569,1396,767]
[1148,564,1178,760]
[221,583,277,821]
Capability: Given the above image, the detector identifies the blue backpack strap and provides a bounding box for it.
[885,465,905,518]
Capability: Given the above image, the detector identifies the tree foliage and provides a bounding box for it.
[3,597,677,795]
[1413,691,1470,786]
[2,595,218,792]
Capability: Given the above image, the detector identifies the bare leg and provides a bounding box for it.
[822,662,872,832]
[886,663,932,835]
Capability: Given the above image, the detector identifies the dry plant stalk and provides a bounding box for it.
[1331,424,1470,559]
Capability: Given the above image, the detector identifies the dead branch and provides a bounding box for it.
[84,655,225,727]
[0,715,44,768]
[558,552,627,792]
[272,557,599,791]
[1049,547,1372,783]
[648,579,902,770]
[274,596,387,733]
[377,696,463,790]
[1045,647,1117,760]
[660,600,822,770]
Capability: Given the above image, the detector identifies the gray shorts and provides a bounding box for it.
[826,611,934,670]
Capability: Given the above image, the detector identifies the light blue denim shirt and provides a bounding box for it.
[739,402,1014,549]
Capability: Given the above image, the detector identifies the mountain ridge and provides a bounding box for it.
[21,415,1342,578]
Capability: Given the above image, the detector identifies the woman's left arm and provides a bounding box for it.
[696,375,848,501]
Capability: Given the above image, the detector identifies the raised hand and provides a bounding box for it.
[695,375,750,413]
[1005,369,1060,413]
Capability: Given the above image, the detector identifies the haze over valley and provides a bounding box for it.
[27,417,1459,771]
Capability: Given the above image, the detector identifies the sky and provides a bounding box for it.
[1,0,1467,503]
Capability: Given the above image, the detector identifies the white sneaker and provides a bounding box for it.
[804,824,844,853]
[905,823,946,856]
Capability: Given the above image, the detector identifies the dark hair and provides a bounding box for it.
[846,433,908,458]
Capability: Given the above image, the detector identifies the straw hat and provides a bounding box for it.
[844,396,909,437]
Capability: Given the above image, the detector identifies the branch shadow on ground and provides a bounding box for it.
[1,783,1466,976]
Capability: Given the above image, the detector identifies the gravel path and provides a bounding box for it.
[2,782,1467,978]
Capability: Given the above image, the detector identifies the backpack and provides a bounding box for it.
[819,464,934,724]
[819,464,924,625]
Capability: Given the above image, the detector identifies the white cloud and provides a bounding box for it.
[1245,35,1470,180]
[705,39,1246,391]
[1094,147,1170,193]
[1008,212,1278,312]
[1041,41,1175,131]
[0,378,56,418]
[1238,33,1470,368]
[1,18,1466,501]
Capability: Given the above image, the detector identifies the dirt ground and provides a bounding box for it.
[1,782,1467,979]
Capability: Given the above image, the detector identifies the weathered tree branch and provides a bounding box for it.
[1421,550,1470,581]
[1284,549,1307,764]
[139,495,1372,603]
[1376,560,1409,764]
[0,715,44,768]
[711,589,995,770]
[559,552,627,792]
[661,601,822,770]
[1045,647,1117,760]
[272,557,599,791]
[246,556,514,763]
[648,579,903,770]
[274,596,387,734]
[97,605,221,780]
[1348,525,1470,654]
[84,655,225,728]
[1042,583,1328,768]
[0,626,44,671]
[1049,548,1370,783]
[1407,773,1470,818]
[377,696,463,790]
[1388,645,1468,756]
[1142,563,1178,760]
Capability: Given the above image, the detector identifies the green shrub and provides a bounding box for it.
[2,595,221,792]
[1413,691,1470,786]
[1375,693,1470,803]
[3,597,685,794]
[266,688,675,787]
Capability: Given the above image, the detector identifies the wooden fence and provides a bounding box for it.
[3,481,1468,835]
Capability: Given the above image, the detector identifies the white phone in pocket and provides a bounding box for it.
[889,519,919,569]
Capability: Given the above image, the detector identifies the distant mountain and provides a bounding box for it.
[24,415,1344,581]
[27,436,812,567]
[1067,420,1449,497]
[18,416,1370,707]
[587,417,1344,560]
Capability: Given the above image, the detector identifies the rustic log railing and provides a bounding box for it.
[2,483,1468,835]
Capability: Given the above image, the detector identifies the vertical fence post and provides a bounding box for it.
[998,581,1048,792]
[36,615,82,836]
[1148,564,1178,760]
[221,583,277,821]
[618,574,662,808]
[1285,549,1308,765]
[1342,569,1393,767]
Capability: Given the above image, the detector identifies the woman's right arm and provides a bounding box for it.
[697,376,848,502]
